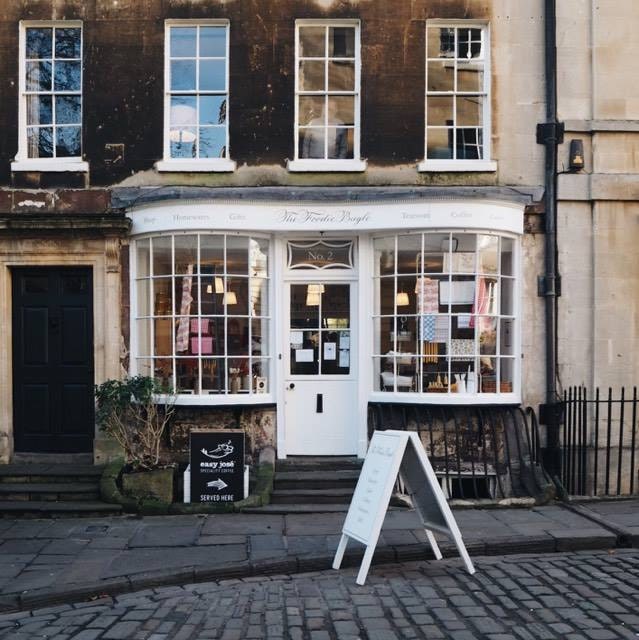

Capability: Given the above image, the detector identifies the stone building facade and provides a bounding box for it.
[2,0,630,496]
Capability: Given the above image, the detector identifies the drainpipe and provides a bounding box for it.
[537,0,565,485]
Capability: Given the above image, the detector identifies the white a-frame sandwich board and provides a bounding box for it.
[333,429,476,585]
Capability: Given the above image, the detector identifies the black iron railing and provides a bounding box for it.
[562,386,638,496]
[368,403,549,500]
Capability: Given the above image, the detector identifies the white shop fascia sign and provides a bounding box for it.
[128,200,524,236]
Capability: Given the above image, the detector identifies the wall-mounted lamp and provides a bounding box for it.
[569,139,585,172]
[206,277,225,295]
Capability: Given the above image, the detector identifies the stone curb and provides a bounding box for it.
[561,502,639,547]
[0,526,622,614]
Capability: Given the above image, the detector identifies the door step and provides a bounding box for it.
[0,463,121,518]
[0,501,122,518]
[271,488,354,504]
[273,470,361,491]
[243,504,351,514]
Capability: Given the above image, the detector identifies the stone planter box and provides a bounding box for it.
[122,467,174,504]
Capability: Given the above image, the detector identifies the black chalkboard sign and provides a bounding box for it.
[190,430,245,504]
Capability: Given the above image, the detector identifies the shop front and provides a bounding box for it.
[128,198,523,459]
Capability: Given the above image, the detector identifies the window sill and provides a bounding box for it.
[369,391,520,405]
[417,160,497,172]
[287,159,368,173]
[157,393,274,406]
[11,159,89,173]
[155,159,237,173]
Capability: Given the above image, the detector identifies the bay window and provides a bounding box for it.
[373,232,518,398]
[134,233,270,397]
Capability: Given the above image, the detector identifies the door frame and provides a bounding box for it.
[274,234,369,459]
[0,242,121,463]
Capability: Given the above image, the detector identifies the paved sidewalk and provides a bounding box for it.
[0,499,636,613]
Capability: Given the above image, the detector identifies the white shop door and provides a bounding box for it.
[284,281,358,455]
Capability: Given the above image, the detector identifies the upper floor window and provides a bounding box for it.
[288,20,366,172]
[157,21,235,172]
[13,22,87,172]
[419,23,496,172]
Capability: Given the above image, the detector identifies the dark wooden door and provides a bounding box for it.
[12,268,94,453]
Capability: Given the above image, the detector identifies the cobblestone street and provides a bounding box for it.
[0,550,637,640]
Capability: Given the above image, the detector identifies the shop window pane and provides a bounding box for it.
[136,359,152,378]
[501,237,514,275]
[136,239,150,278]
[153,359,173,391]
[198,317,225,356]
[249,278,268,317]
[176,358,199,393]
[202,359,224,393]
[154,317,173,356]
[374,237,395,276]
[136,319,152,357]
[252,359,270,394]
[174,275,199,316]
[200,277,224,314]
[500,278,514,315]
[200,235,224,274]
[228,359,251,393]
[136,280,150,317]
[225,277,248,315]
[377,277,395,316]
[152,237,172,276]
[153,278,173,316]
[499,318,515,356]
[499,358,514,392]
[374,316,395,355]
[226,236,249,274]
[422,358,449,393]
[249,238,269,277]
[174,235,198,274]
[478,317,497,355]
[397,235,421,274]
[396,276,417,315]
[252,319,269,356]
[480,357,497,392]
[478,235,499,274]
[227,317,250,356]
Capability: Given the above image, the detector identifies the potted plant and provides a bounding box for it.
[95,376,176,504]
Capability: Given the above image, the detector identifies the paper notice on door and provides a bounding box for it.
[339,349,350,368]
[295,349,314,362]
[324,342,337,360]
[339,333,350,349]
[290,331,303,348]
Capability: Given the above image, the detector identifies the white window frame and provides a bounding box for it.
[156,19,236,173]
[130,232,273,405]
[418,21,496,173]
[12,20,88,173]
[287,19,366,173]
[369,230,521,405]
